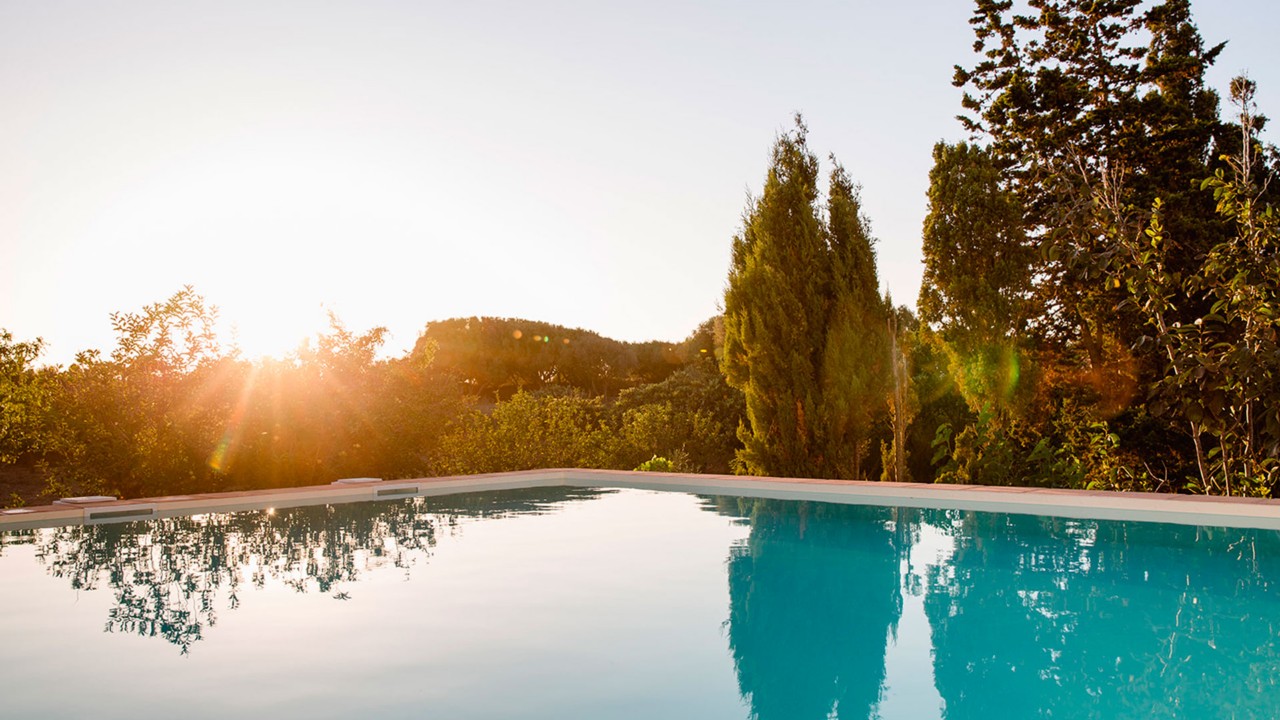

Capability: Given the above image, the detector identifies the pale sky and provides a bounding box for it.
[2,1,1276,365]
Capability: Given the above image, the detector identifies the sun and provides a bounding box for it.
[217,297,334,361]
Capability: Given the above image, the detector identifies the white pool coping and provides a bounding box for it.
[2,468,1279,531]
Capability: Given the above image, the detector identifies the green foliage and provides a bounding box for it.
[38,289,233,498]
[432,349,745,478]
[1111,77,1280,496]
[431,390,616,475]
[635,456,676,473]
[919,141,1033,414]
[722,118,827,477]
[904,329,972,483]
[612,360,745,474]
[919,143,1030,339]
[109,285,223,372]
[723,117,889,479]
[932,411,1021,487]
[3,284,737,503]
[955,0,1227,367]
[615,404,686,470]
[924,1,1280,496]
[820,164,891,480]
[0,330,48,465]
[215,316,465,489]
[932,401,1136,490]
[31,290,467,500]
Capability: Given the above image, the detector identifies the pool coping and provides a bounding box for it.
[2,468,1279,531]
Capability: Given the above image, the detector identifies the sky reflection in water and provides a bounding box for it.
[1,487,1277,720]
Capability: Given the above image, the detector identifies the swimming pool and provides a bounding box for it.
[1,473,1277,719]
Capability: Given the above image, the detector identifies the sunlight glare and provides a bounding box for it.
[209,364,259,473]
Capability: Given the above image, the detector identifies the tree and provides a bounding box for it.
[1118,77,1280,495]
[919,141,1032,412]
[954,0,1226,368]
[940,0,1255,491]
[1133,0,1227,260]
[109,284,224,373]
[722,119,830,478]
[0,331,47,465]
[819,164,890,480]
[722,118,888,478]
[1194,78,1280,493]
[40,288,233,499]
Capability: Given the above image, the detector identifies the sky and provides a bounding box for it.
[2,1,1277,365]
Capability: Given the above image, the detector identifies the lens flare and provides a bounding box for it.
[951,340,1023,411]
[1000,344,1021,402]
[209,364,259,473]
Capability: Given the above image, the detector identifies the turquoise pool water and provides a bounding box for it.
[0,487,1276,719]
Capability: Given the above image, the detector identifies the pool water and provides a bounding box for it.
[0,487,1277,719]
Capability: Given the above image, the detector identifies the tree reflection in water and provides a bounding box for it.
[712,497,1280,720]
[714,497,912,720]
[921,511,1280,720]
[3,487,607,654]
[4,486,1277,717]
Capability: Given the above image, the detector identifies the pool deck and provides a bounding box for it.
[3,468,1280,531]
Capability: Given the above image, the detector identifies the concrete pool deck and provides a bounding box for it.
[3,468,1280,531]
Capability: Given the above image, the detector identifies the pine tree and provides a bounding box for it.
[1135,0,1225,239]
[954,0,1227,367]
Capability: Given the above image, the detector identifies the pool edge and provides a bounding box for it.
[3,468,1279,531]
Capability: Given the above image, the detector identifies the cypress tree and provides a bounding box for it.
[723,119,888,478]
[723,119,826,477]
[819,163,889,480]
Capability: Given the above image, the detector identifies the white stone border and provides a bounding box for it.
[2,468,1279,531]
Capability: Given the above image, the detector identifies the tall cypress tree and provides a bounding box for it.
[723,119,888,478]
[819,164,889,480]
[723,119,827,477]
